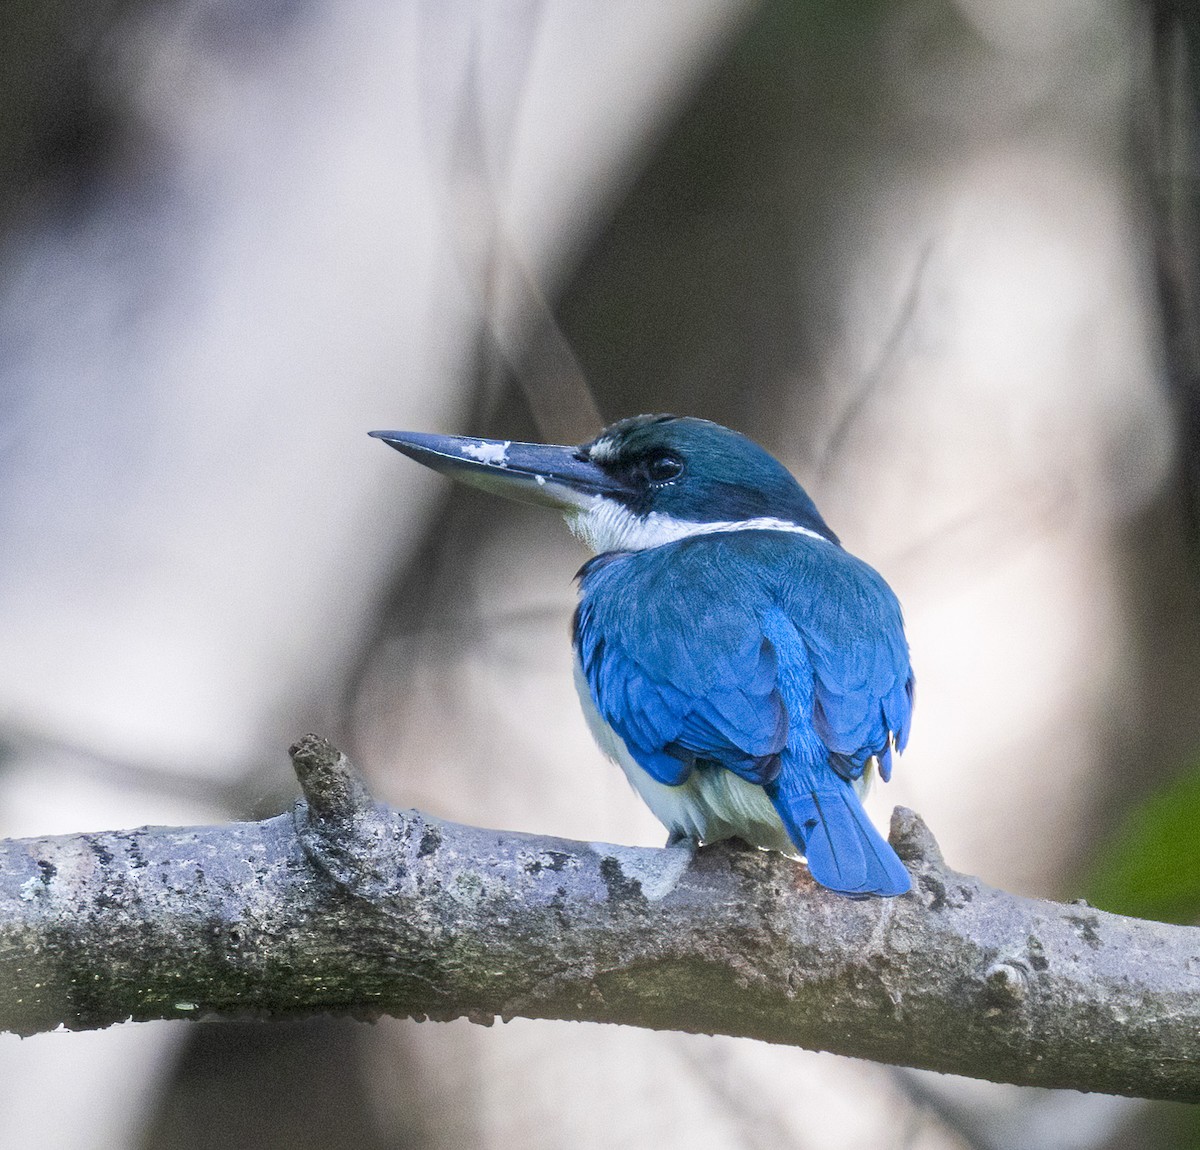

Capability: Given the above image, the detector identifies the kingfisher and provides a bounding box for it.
[370,415,914,896]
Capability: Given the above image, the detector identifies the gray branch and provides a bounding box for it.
[0,735,1196,1102]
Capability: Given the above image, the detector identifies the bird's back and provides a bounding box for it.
[573,529,913,895]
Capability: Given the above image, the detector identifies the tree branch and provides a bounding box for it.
[0,735,1196,1102]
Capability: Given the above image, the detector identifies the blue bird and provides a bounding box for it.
[370,415,914,896]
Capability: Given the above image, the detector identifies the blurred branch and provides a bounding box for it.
[816,237,935,479]
[1150,3,1200,518]
[0,735,1197,1104]
[435,12,603,443]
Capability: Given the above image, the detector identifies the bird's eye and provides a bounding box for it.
[645,453,683,483]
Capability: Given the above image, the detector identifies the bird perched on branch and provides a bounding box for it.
[371,415,913,896]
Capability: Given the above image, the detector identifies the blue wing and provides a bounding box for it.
[798,554,915,782]
[574,553,787,787]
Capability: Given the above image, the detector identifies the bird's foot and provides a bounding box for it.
[665,830,700,859]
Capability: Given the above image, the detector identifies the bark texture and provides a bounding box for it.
[0,735,1196,1102]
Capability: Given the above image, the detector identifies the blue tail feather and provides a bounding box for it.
[769,776,910,896]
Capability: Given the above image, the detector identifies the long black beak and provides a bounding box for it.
[369,430,632,510]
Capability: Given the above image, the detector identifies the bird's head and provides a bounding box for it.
[370,414,837,552]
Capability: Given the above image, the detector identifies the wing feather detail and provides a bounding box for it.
[573,532,913,789]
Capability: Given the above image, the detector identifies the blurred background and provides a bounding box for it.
[2,0,1200,1146]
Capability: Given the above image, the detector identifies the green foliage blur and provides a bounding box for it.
[1086,766,1200,924]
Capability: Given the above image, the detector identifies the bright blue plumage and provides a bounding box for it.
[371,413,915,897]
[574,530,913,896]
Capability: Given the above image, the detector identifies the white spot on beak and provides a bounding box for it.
[460,440,511,466]
[535,474,547,486]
